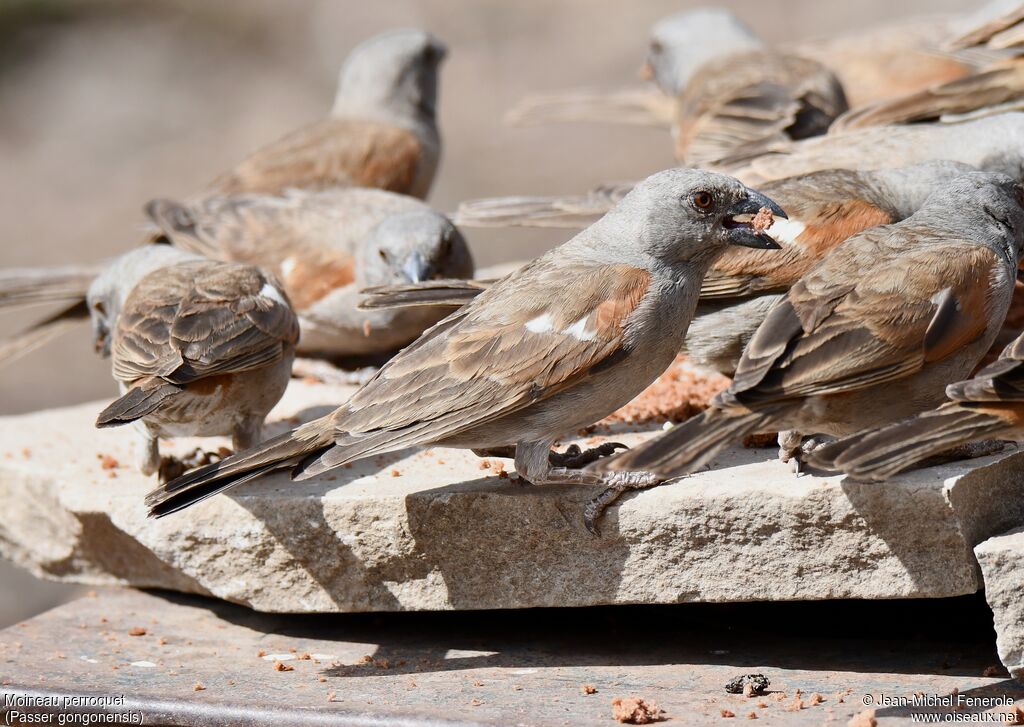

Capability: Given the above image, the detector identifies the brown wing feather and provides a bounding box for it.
[111,261,299,387]
[205,119,422,197]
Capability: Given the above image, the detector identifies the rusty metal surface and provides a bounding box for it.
[1,588,1022,726]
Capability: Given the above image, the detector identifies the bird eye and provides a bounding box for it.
[92,300,106,317]
[692,191,714,210]
[378,249,389,263]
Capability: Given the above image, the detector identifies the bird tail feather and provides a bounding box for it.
[0,300,90,369]
[0,265,101,310]
[505,87,674,128]
[358,279,489,310]
[96,378,183,427]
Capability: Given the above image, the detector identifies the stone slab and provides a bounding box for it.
[2,380,1024,614]
[2,589,1023,726]
[976,527,1024,683]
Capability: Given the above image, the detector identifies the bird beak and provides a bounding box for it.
[723,189,787,250]
[401,251,433,284]
[638,60,654,81]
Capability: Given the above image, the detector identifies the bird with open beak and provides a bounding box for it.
[144,169,784,522]
[588,172,1024,528]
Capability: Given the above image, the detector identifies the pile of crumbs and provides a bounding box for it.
[602,354,730,426]
[611,696,665,724]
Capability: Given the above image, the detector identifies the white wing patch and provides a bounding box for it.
[767,218,806,246]
[259,282,288,306]
[525,313,554,333]
[280,256,297,282]
[563,316,597,341]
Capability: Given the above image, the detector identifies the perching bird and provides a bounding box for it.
[143,168,785,521]
[587,172,1024,524]
[87,246,299,479]
[376,161,976,375]
[508,8,847,167]
[0,188,472,366]
[204,28,446,200]
[806,330,1024,481]
[720,111,1024,185]
[145,188,473,357]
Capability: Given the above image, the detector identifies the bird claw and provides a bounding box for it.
[549,441,629,468]
[581,470,661,536]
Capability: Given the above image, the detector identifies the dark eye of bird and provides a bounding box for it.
[692,191,713,210]
[378,249,389,263]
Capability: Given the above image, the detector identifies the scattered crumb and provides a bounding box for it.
[983,665,1003,677]
[770,693,787,702]
[513,685,523,691]
[473,680,483,687]
[809,693,824,706]
[786,696,805,712]
[478,459,490,469]
[611,696,665,724]
[21,447,31,459]
[193,683,205,692]
[470,698,482,707]
[847,709,876,727]
[99,454,119,470]
[490,461,506,477]
[726,675,770,696]
[127,627,146,637]
[720,709,735,718]
[581,684,597,695]
[751,206,775,233]
[299,652,312,660]
[746,712,757,720]
[274,661,294,672]
[1007,705,1024,724]
[257,650,266,657]
[603,354,730,426]
[157,638,167,646]
[317,676,327,683]
[436,459,445,465]
[390,469,401,477]
[327,691,336,702]
[755,701,767,708]
[372,658,391,669]
[356,655,372,664]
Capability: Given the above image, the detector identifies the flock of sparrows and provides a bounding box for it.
[6,3,1024,535]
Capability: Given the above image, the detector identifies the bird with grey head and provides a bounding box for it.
[145,167,785,525]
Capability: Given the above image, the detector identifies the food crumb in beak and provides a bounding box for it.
[752,207,774,234]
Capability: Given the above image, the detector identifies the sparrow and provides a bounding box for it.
[204,28,446,200]
[375,161,976,375]
[87,245,299,479]
[586,172,1024,526]
[720,111,1024,186]
[508,8,847,167]
[806,329,1024,481]
[145,188,473,357]
[142,168,786,519]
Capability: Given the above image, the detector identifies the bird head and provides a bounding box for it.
[333,28,447,122]
[357,209,473,287]
[641,8,762,96]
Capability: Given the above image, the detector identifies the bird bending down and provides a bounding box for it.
[808,330,1024,480]
[586,172,1024,522]
[145,168,785,531]
[87,246,299,479]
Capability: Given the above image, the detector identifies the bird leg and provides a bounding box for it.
[513,440,660,535]
[233,416,263,451]
[134,424,160,477]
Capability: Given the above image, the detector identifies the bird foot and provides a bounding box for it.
[157,447,231,483]
[582,471,662,536]
[780,433,835,476]
[918,439,1011,469]
[548,441,628,468]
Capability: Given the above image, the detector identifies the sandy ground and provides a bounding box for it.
[0,0,976,626]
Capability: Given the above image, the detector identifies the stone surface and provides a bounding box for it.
[976,527,1024,682]
[2,379,1024,614]
[2,589,1023,726]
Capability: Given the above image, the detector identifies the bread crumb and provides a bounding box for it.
[751,206,775,233]
[604,354,729,426]
[786,696,805,712]
[157,638,167,646]
[478,459,490,469]
[100,454,119,470]
[611,696,665,724]
[21,447,31,459]
[193,683,205,692]
[747,712,758,720]
[809,693,824,706]
[847,709,876,727]
[390,469,401,477]
[470,698,482,706]
[127,627,146,637]
[327,690,336,702]
[720,709,735,718]
[317,676,327,683]
[257,649,266,657]
[581,684,597,695]
[273,661,294,672]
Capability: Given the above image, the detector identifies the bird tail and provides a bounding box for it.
[0,265,101,311]
[595,408,776,477]
[807,403,1013,481]
[96,377,183,428]
[145,423,335,518]
[358,279,491,310]
[0,300,90,369]
[505,87,674,128]
[144,198,219,256]
[453,183,633,229]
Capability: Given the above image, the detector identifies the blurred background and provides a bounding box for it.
[0,0,978,626]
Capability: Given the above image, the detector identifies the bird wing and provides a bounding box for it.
[204,119,423,197]
[325,256,652,451]
[723,226,1002,406]
[111,260,299,386]
[947,330,1024,402]
[675,52,847,167]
